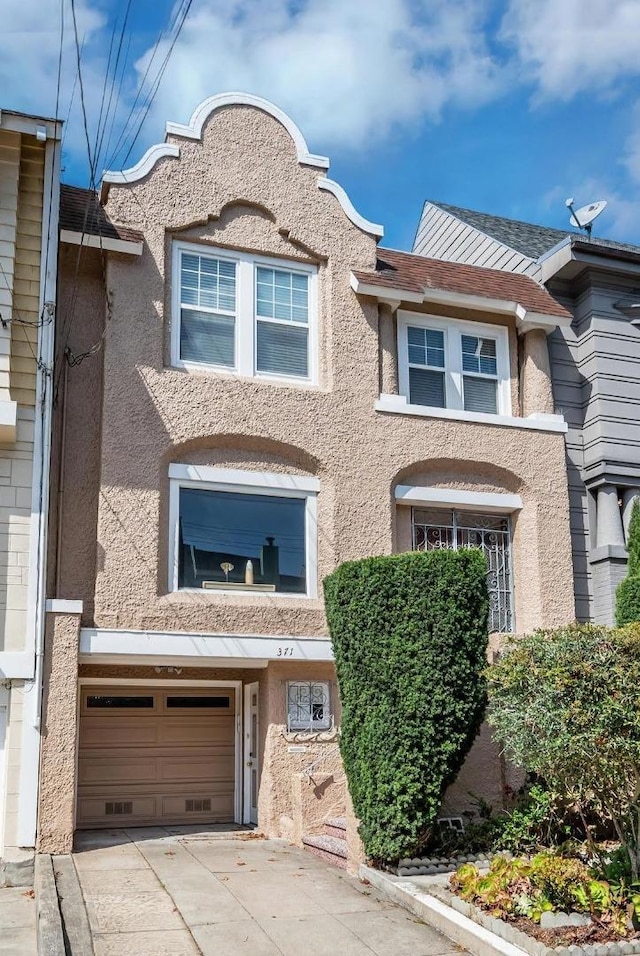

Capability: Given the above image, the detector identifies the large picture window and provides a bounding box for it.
[398,313,510,416]
[412,508,513,632]
[168,465,319,597]
[172,243,316,383]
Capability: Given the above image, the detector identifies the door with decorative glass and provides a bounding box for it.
[412,508,513,632]
[243,682,259,825]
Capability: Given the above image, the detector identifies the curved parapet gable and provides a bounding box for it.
[100,92,385,239]
[165,91,330,170]
[102,142,180,186]
[318,178,384,239]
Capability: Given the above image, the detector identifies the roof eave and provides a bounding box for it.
[60,229,143,256]
[350,273,569,332]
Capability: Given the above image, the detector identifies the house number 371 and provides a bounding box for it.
[277,646,294,657]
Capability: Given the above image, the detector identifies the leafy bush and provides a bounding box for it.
[617,500,640,624]
[324,549,489,864]
[487,623,640,879]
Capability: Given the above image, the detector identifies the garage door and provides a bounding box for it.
[77,686,236,829]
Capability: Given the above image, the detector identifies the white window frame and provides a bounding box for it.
[168,464,319,599]
[286,680,332,732]
[171,241,318,385]
[397,312,511,416]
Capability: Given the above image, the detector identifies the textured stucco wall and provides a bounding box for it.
[75,103,576,637]
[38,612,81,854]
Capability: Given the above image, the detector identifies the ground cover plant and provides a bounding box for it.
[323,549,489,864]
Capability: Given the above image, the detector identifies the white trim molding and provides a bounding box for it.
[79,628,334,664]
[60,229,143,256]
[45,599,83,615]
[0,399,17,443]
[317,178,384,238]
[396,485,523,513]
[102,142,180,185]
[168,464,319,598]
[168,463,319,492]
[166,92,330,169]
[375,394,568,433]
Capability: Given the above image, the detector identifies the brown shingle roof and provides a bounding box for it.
[353,248,570,319]
[59,184,143,244]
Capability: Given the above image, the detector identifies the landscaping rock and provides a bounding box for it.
[540,911,592,929]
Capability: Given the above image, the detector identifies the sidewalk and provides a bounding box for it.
[0,885,37,955]
[72,828,469,955]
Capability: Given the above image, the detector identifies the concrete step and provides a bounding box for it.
[323,816,347,840]
[302,833,348,870]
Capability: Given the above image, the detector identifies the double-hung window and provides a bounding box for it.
[172,243,316,382]
[168,465,319,597]
[398,314,510,416]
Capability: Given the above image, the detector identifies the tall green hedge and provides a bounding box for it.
[324,549,489,864]
[617,500,640,625]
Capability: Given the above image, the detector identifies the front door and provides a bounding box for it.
[243,682,259,824]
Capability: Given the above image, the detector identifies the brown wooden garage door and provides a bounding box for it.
[77,686,235,829]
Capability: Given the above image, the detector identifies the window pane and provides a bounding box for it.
[407,326,445,368]
[256,267,309,324]
[87,696,154,708]
[463,376,497,414]
[166,696,230,708]
[256,320,308,377]
[409,367,445,407]
[461,335,497,375]
[287,682,330,731]
[180,310,235,367]
[178,488,306,594]
[180,253,236,313]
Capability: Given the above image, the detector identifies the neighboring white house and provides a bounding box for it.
[0,109,61,883]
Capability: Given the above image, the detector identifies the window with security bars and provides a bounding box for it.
[287,681,331,731]
[173,243,315,382]
[398,316,509,417]
[412,508,513,632]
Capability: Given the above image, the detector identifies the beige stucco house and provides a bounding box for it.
[0,109,61,882]
[39,93,576,861]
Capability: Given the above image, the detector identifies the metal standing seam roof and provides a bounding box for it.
[427,200,640,261]
[352,248,571,320]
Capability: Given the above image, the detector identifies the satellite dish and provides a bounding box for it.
[565,198,607,237]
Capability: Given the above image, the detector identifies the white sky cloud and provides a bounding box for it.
[501,0,640,100]
[136,0,503,153]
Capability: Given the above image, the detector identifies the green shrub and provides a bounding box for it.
[617,500,640,625]
[324,549,489,864]
[487,622,640,879]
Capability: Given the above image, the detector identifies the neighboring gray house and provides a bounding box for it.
[414,201,640,624]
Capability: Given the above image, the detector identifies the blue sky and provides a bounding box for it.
[3,0,640,251]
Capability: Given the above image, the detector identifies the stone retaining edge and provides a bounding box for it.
[360,864,531,956]
[35,855,65,956]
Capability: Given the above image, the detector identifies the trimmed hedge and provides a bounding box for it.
[617,500,640,625]
[324,549,489,864]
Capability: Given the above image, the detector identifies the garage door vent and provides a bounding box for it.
[105,801,133,816]
[185,799,211,813]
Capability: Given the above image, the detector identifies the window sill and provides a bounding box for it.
[375,394,567,433]
[171,587,315,601]
[168,361,319,390]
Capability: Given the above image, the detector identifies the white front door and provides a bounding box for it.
[243,682,259,825]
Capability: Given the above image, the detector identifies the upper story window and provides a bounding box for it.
[398,313,510,416]
[172,242,317,383]
[168,464,319,598]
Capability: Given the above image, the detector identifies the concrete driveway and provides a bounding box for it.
[72,828,467,956]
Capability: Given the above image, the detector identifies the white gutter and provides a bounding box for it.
[16,124,62,848]
[60,228,143,256]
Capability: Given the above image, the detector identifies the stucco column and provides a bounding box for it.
[37,605,82,854]
[596,485,625,549]
[622,489,640,540]
[378,302,398,395]
[521,328,554,417]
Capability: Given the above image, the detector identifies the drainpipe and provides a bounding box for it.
[16,126,62,849]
